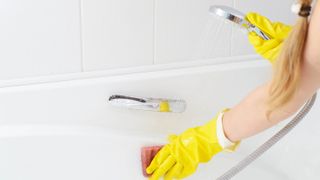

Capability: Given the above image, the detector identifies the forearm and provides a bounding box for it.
[223,60,320,142]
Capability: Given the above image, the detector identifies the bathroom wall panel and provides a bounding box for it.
[154,0,233,64]
[81,0,154,71]
[231,0,296,56]
[0,0,82,80]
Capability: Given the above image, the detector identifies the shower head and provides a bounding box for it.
[209,5,270,40]
[209,5,246,26]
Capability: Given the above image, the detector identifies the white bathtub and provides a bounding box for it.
[0,60,319,179]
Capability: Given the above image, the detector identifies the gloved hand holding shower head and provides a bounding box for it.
[246,13,292,63]
[209,6,292,63]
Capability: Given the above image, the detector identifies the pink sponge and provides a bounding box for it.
[141,146,164,177]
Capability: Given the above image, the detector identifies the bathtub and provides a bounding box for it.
[0,60,319,180]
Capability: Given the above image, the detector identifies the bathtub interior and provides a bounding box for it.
[2,120,319,180]
[0,125,290,180]
[0,61,320,180]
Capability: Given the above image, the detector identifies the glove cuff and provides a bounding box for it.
[216,109,241,152]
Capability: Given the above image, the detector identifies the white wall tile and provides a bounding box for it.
[232,0,296,56]
[0,0,82,80]
[82,0,154,71]
[155,0,233,64]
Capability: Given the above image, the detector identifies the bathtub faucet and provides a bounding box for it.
[108,95,186,113]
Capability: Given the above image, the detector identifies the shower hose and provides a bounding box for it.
[216,93,317,180]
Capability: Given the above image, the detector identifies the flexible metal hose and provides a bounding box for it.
[217,93,317,180]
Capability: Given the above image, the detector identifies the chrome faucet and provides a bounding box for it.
[108,95,186,113]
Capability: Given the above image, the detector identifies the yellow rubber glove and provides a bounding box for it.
[246,12,292,64]
[146,109,240,180]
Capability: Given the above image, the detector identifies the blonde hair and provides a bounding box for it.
[267,0,313,117]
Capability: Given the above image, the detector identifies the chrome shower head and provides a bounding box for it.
[209,5,270,40]
[209,5,246,26]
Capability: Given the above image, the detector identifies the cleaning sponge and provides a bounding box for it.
[141,146,164,177]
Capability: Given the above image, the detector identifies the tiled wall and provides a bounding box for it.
[0,0,295,80]
[81,0,154,71]
[0,0,82,79]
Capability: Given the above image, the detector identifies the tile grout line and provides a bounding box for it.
[79,0,85,72]
[230,0,236,56]
[152,0,156,65]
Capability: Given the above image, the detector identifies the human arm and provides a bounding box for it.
[223,0,320,142]
[223,61,320,141]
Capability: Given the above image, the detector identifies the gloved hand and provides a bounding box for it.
[146,109,240,180]
[246,12,292,64]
